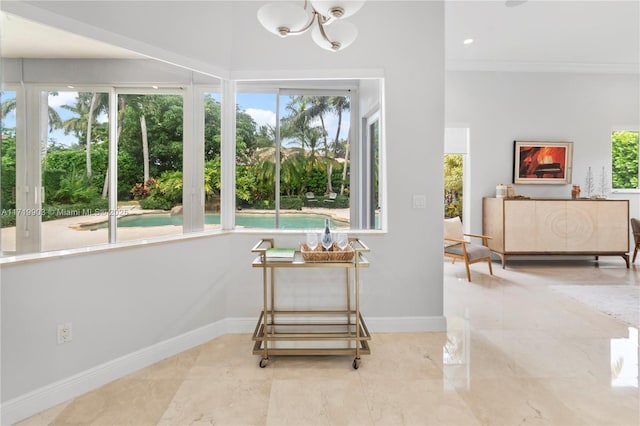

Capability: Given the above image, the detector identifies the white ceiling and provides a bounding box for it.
[1,1,639,72]
[445,0,639,72]
[0,11,143,59]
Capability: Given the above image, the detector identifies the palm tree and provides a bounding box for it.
[60,92,107,179]
[301,96,333,193]
[121,94,153,184]
[330,96,350,195]
[84,92,108,178]
[101,95,126,198]
[1,91,63,135]
[0,95,16,120]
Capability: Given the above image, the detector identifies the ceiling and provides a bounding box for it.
[1,1,638,72]
[0,11,143,59]
[445,0,639,72]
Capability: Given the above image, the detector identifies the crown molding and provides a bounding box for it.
[446,60,640,75]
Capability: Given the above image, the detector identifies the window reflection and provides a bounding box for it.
[443,310,471,390]
[611,327,638,388]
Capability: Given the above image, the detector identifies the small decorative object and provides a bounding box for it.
[496,183,507,198]
[597,166,609,199]
[571,185,581,199]
[506,184,516,198]
[513,141,573,184]
[585,166,595,198]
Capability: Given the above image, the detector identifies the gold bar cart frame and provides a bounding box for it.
[251,238,371,369]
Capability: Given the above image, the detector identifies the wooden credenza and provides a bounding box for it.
[483,198,630,268]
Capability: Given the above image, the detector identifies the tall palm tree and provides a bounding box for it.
[101,95,127,198]
[301,96,333,193]
[330,96,350,195]
[61,92,108,179]
[84,92,108,178]
[121,94,153,184]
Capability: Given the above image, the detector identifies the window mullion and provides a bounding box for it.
[108,88,118,243]
[220,80,236,230]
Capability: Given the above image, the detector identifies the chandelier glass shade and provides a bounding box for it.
[257,0,365,51]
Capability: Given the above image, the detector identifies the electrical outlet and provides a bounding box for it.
[57,322,73,344]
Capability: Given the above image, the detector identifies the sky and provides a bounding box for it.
[1,90,350,147]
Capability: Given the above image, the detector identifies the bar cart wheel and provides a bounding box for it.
[259,358,269,368]
[352,358,361,370]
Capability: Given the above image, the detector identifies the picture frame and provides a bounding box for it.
[513,141,573,184]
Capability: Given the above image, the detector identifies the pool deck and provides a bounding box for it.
[1,206,350,254]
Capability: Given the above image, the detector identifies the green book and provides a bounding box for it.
[266,248,295,261]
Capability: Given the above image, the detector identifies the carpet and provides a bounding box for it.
[550,284,640,328]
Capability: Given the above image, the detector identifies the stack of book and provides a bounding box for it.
[265,248,295,262]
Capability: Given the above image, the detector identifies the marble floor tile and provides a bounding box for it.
[157,377,272,426]
[15,258,640,425]
[50,378,182,425]
[266,378,372,425]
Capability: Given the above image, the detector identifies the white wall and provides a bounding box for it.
[0,0,446,419]
[446,71,640,235]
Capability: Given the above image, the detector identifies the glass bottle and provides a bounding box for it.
[321,218,333,251]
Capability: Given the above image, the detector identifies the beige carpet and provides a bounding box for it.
[550,284,640,328]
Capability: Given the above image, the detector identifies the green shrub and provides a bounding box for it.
[319,195,349,208]
[138,197,173,210]
[1,211,16,227]
[280,196,303,210]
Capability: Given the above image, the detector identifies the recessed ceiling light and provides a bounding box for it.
[151,85,159,89]
[67,85,75,89]
[463,38,474,45]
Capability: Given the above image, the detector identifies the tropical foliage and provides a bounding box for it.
[0,91,351,227]
[611,131,639,189]
[444,154,463,219]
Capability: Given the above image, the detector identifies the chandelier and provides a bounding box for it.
[257,1,366,52]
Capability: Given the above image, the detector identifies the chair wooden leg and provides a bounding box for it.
[487,258,493,276]
[633,245,639,263]
[464,261,472,282]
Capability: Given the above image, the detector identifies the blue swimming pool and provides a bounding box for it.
[85,212,348,230]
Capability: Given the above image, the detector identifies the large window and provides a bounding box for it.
[612,130,639,190]
[234,89,353,230]
[116,91,184,242]
[39,90,110,252]
[1,76,383,259]
[235,92,277,228]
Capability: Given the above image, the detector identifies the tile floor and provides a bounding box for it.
[17,258,640,425]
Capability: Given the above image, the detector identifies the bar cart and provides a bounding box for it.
[251,238,371,369]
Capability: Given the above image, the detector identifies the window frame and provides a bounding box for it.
[235,83,365,230]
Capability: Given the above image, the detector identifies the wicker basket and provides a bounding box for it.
[301,242,354,262]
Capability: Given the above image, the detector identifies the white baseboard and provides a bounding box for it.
[1,315,444,425]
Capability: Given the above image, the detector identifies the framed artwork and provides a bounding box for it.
[513,141,573,184]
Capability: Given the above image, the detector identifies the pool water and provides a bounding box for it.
[85,212,347,230]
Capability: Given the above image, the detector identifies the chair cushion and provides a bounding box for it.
[444,243,464,255]
[445,243,491,262]
[444,217,464,247]
[465,244,491,262]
